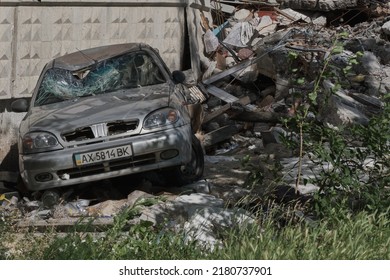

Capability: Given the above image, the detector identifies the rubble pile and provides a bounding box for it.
[0,178,258,250]
[190,0,389,151]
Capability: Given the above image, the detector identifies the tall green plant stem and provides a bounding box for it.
[294,42,337,192]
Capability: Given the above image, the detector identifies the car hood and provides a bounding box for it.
[22,84,173,135]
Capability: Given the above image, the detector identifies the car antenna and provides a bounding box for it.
[76,48,98,64]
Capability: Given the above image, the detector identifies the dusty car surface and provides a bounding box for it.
[12,43,204,191]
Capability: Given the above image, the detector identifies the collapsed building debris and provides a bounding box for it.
[186,0,390,150]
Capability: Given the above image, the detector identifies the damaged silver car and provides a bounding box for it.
[12,43,204,191]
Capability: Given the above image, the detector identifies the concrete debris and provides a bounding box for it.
[186,0,389,152]
[130,192,254,250]
[184,180,212,194]
[256,15,277,36]
[276,0,366,11]
[383,20,390,35]
[319,80,371,126]
[183,207,254,250]
[87,199,128,217]
[205,155,239,164]
[64,199,90,217]
[24,199,40,211]
[204,29,220,53]
[276,8,311,23]
[37,210,51,219]
[131,193,224,226]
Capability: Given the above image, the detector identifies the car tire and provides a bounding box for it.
[165,134,204,186]
[14,174,30,197]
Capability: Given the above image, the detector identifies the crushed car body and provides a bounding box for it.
[12,43,204,191]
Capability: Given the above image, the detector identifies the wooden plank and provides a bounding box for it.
[203,124,242,148]
[348,92,384,109]
[216,0,277,6]
[191,1,236,14]
[188,85,207,103]
[203,95,252,124]
[16,217,115,232]
[210,1,235,14]
[203,103,232,124]
[230,111,282,123]
[202,56,261,85]
[274,7,310,22]
[189,2,211,12]
[206,85,239,103]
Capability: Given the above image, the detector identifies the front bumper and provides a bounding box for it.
[19,125,192,191]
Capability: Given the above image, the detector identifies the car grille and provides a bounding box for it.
[57,153,156,179]
[62,120,139,142]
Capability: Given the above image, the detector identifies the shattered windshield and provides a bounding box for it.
[34,51,167,106]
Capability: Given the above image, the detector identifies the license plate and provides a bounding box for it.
[74,145,132,166]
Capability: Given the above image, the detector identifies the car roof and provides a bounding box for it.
[51,43,153,71]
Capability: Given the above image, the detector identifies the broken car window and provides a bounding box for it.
[34,51,167,106]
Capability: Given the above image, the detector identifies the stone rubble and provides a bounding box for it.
[192,1,389,126]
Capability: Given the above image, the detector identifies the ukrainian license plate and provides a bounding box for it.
[74,145,132,166]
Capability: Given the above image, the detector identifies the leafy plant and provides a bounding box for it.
[281,32,390,217]
[310,94,390,216]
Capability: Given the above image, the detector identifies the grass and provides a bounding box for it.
[1,205,389,260]
[216,209,390,259]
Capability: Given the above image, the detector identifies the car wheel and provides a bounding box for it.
[14,174,30,197]
[166,134,204,186]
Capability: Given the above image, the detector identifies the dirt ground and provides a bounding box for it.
[203,153,250,187]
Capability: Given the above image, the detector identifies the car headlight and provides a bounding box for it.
[22,132,63,153]
[143,108,179,129]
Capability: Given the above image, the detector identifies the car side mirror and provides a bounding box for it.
[11,99,29,113]
[172,70,186,84]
